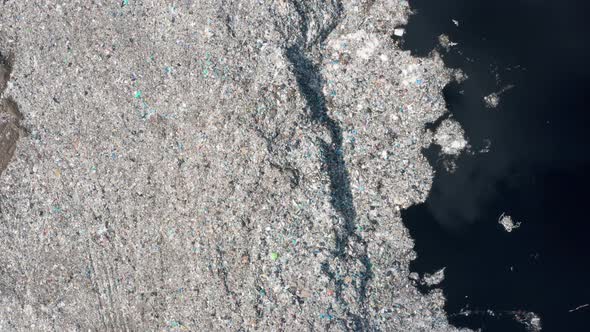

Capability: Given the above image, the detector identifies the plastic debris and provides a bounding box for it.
[484,92,500,108]
[434,118,468,156]
[498,213,521,232]
[439,34,458,50]
[569,303,589,313]
[484,84,515,109]
[0,1,471,331]
[422,268,446,286]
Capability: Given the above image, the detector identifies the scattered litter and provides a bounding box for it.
[433,118,468,156]
[422,268,446,286]
[514,311,542,332]
[454,309,541,332]
[355,34,380,59]
[498,213,521,232]
[483,93,500,108]
[393,28,405,37]
[439,34,458,51]
[484,84,515,109]
[452,19,459,27]
[569,303,589,313]
[479,138,492,153]
[270,252,279,261]
[452,69,468,83]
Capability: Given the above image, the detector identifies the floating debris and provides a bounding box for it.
[394,28,405,37]
[514,311,542,332]
[569,303,589,313]
[438,34,458,51]
[483,92,500,108]
[479,138,492,153]
[498,213,521,232]
[422,268,446,286]
[454,309,542,332]
[484,84,515,109]
[434,118,468,156]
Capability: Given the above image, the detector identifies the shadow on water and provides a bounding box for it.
[401,0,590,331]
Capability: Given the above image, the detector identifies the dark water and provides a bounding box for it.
[401,1,590,331]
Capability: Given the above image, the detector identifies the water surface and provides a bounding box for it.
[402,1,590,331]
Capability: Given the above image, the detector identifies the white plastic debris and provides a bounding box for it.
[356,34,380,60]
[569,303,589,313]
[484,92,500,108]
[422,268,446,286]
[484,84,515,109]
[433,119,468,156]
[439,34,458,50]
[479,138,492,153]
[394,28,405,37]
[498,213,521,232]
[514,311,542,332]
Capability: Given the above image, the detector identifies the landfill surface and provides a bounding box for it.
[0,1,469,331]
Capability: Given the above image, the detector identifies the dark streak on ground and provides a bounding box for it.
[285,47,357,254]
[0,50,22,178]
[285,4,373,326]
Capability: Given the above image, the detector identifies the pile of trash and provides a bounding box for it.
[0,1,470,330]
